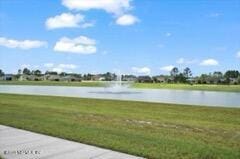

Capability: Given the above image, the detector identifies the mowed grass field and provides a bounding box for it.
[133,83,240,92]
[0,80,104,87]
[0,80,240,92]
[0,94,239,159]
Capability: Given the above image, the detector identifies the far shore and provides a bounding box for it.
[0,80,240,92]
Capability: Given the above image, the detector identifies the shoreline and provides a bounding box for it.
[0,81,240,92]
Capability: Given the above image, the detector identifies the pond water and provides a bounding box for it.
[0,85,239,108]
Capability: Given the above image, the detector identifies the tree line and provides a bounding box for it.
[170,67,192,83]
[169,67,240,84]
[0,67,240,84]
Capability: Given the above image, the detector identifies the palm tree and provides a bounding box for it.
[183,67,192,78]
[0,69,4,77]
[170,67,179,77]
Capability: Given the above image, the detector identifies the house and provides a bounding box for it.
[122,75,137,82]
[98,77,106,81]
[186,77,197,84]
[61,75,82,82]
[46,75,61,81]
[165,77,174,83]
[91,75,105,81]
[152,75,166,83]
[229,78,238,84]
[137,76,153,83]
[84,74,97,81]
[20,74,44,81]
[102,72,116,81]
[1,74,17,81]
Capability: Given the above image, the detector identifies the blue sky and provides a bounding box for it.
[0,0,239,76]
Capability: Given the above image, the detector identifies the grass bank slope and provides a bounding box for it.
[0,94,239,158]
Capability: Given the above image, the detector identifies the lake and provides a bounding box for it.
[0,85,239,108]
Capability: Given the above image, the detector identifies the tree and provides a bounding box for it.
[170,67,179,77]
[32,70,41,76]
[213,71,223,84]
[170,67,179,83]
[183,67,192,78]
[45,71,58,75]
[199,74,208,84]
[83,74,87,80]
[224,70,239,84]
[23,68,31,75]
[15,69,22,79]
[176,73,187,83]
[83,73,93,80]
[0,69,4,76]
[104,72,115,81]
[224,70,239,79]
[213,71,223,78]
[18,69,22,75]
[60,72,67,76]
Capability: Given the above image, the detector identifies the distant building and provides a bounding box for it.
[91,75,105,81]
[152,75,166,83]
[122,75,137,82]
[46,75,61,81]
[137,76,153,83]
[229,78,238,84]
[60,75,82,82]
[1,74,17,81]
[20,74,44,81]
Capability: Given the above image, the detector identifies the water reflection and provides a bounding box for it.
[0,85,239,108]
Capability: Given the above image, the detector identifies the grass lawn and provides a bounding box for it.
[0,94,239,159]
[0,80,240,92]
[0,80,105,87]
[133,83,240,92]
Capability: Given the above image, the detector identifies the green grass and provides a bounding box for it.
[0,80,240,92]
[133,83,240,92]
[0,80,105,87]
[0,94,239,159]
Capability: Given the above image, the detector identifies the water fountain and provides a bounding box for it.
[105,74,132,94]
[90,72,140,94]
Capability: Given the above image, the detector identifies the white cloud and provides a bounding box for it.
[50,64,77,73]
[132,67,151,75]
[33,65,40,69]
[62,0,138,26]
[80,22,95,28]
[176,58,197,64]
[46,13,93,29]
[165,32,172,37]
[200,59,219,66]
[58,64,77,69]
[44,63,54,68]
[54,36,97,54]
[176,58,185,64]
[52,67,63,73]
[209,13,222,18]
[62,0,132,15]
[102,50,108,55]
[157,44,165,48]
[0,37,47,50]
[116,14,138,26]
[160,65,174,72]
[236,51,240,58]
[20,64,31,69]
[20,64,39,69]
